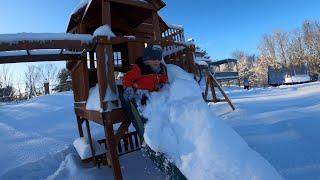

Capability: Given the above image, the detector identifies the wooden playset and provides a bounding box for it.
[0,0,235,179]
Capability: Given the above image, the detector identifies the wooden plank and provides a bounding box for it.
[76,116,84,137]
[103,114,123,180]
[85,119,97,164]
[95,44,108,110]
[208,75,217,103]
[0,54,82,64]
[0,40,91,51]
[74,108,104,124]
[94,36,157,46]
[80,54,90,101]
[152,11,161,42]
[203,75,209,102]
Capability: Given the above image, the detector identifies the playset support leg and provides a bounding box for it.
[85,119,97,164]
[203,72,235,111]
[76,116,84,137]
[103,115,123,180]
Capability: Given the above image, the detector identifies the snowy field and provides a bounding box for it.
[210,82,320,180]
[0,76,319,179]
[0,93,165,180]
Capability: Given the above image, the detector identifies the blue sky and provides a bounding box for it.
[1,0,320,84]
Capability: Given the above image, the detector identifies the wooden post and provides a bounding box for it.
[44,82,49,95]
[210,74,236,111]
[76,116,84,137]
[100,1,123,180]
[152,11,161,42]
[96,0,117,110]
[90,51,95,68]
[103,114,123,180]
[85,119,97,164]
[96,44,108,110]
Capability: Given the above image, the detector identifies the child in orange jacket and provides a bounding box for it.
[123,44,168,103]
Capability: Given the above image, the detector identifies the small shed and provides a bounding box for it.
[268,64,311,86]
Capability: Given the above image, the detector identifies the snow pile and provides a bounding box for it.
[93,25,115,39]
[86,84,101,111]
[73,0,89,14]
[86,84,121,112]
[195,60,208,66]
[141,65,283,180]
[285,75,311,83]
[73,137,106,160]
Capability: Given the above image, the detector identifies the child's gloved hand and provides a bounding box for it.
[123,87,135,100]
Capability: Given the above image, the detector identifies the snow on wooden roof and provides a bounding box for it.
[72,0,162,15]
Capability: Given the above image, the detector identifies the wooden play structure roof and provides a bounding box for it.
[67,0,168,34]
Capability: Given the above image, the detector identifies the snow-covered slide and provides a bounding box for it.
[139,65,283,180]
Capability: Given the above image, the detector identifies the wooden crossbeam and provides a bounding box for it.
[0,40,91,51]
[94,36,157,46]
[0,54,82,64]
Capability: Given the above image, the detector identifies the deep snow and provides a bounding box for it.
[210,82,320,180]
[0,70,319,179]
[140,65,282,180]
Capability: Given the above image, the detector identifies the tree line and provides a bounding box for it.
[0,64,70,102]
[233,20,320,86]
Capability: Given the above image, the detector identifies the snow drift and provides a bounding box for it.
[140,65,283,180]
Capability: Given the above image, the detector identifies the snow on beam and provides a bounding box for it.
[0,33,93,51]
[0,33,93,44]
[0,54,82,64]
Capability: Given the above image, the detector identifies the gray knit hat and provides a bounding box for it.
[143,44,163,62]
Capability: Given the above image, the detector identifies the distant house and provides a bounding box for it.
[268,64,311,86]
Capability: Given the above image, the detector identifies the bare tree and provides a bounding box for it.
[38,63,58,85]
[274,30,289,66]
[303,20,320,76]
[0,65,12,88]
[25,65,41,99]
[258,34,279,68]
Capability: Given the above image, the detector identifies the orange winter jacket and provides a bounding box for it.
[123,57,168,92]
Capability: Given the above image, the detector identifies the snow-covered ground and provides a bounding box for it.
[210,82,320,180]
[0,93,164,180]
[0,72,319,179]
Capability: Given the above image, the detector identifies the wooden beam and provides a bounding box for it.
[103,114,123,180]
[0,40,91,51]
[210,74,236,111]
[0,54,82,64]
[152,11,161,42]
[94,36,157,46]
